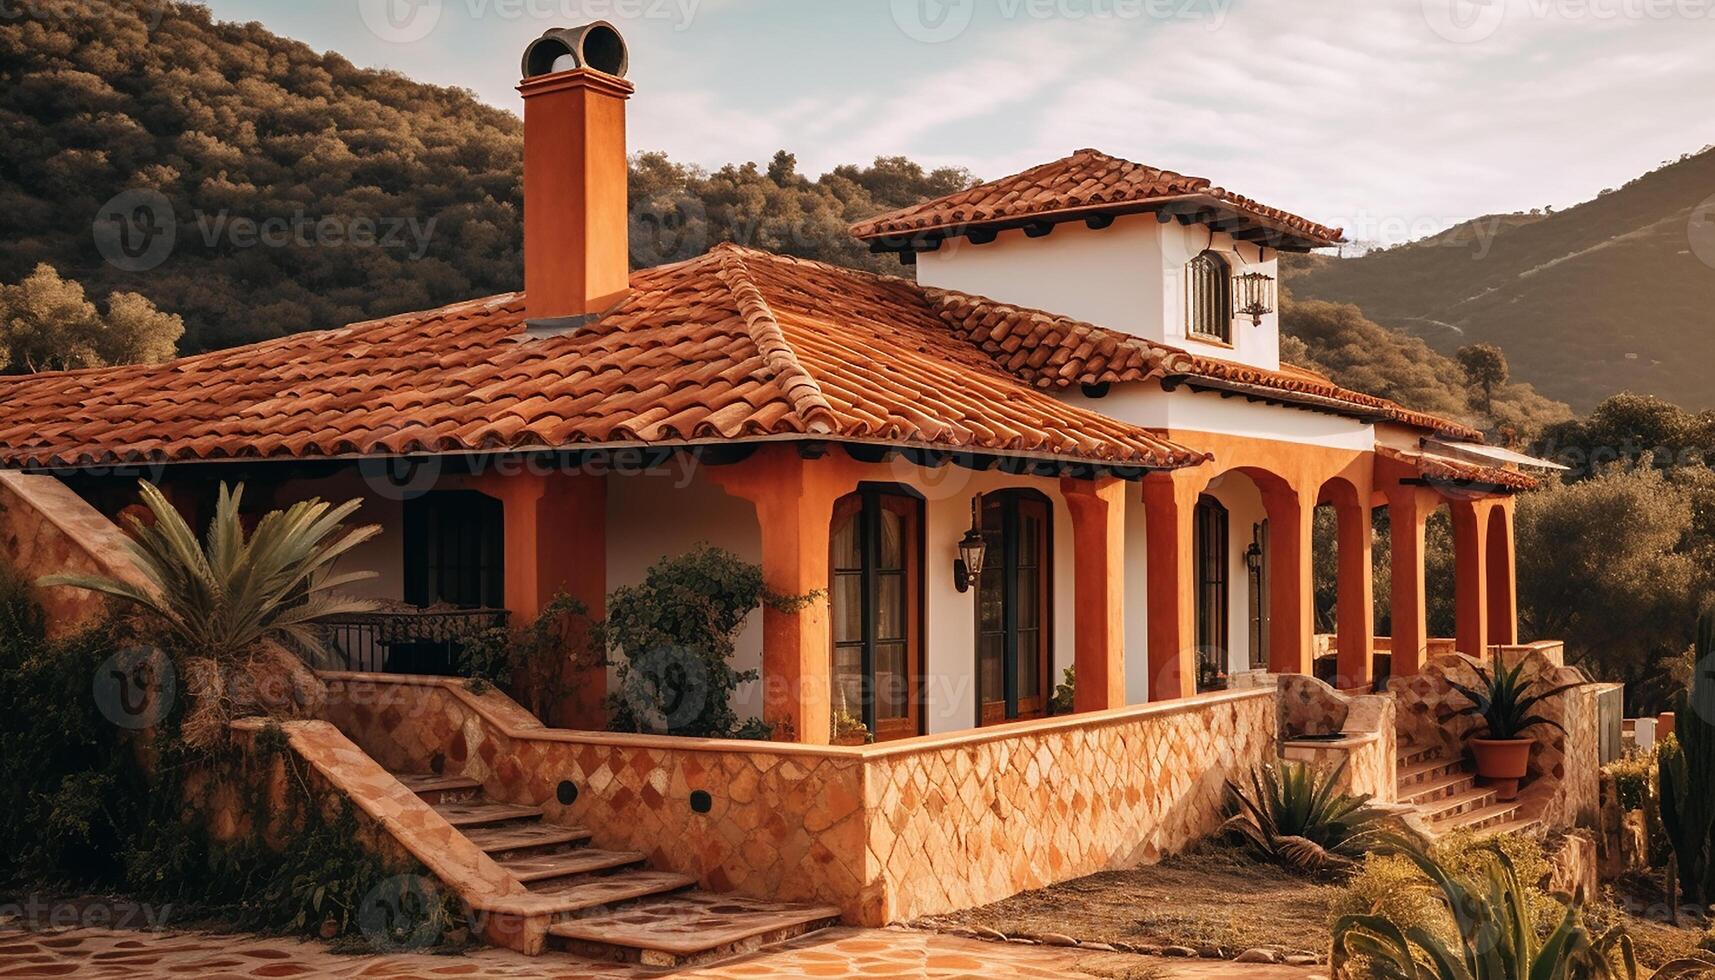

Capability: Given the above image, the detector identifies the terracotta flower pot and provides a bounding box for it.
[1470,737,1532,801]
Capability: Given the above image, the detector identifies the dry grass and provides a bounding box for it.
[918,847,1339,957]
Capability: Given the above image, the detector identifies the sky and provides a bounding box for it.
[203,0,1715,245]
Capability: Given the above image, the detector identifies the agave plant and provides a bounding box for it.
[1448,659,1581,741]
[41,481,379,746]
[1332,837,1715,979]
[1220,758,1393,872]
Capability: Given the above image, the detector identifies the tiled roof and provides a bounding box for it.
[923,290,1482,440]
[850,149,1342,249]
[0,246,1208,471]
[1377,447,1538,492]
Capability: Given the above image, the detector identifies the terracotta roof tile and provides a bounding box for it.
[922,288,1482,440]
[851,148,1342,248]
[1377,447,1538,492]
[0,246,1206,471]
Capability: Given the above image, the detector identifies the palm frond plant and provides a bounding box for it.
[41,481,380,748]
[1448,659,1583,801]
[1220,758,1394,873]
[1332,836,1715,979]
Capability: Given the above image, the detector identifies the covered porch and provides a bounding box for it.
[85,431,1531,746]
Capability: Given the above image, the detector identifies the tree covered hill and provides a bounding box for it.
[0,1,972,352]
[1284,144,1715,411]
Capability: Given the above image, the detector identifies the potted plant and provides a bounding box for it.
[830,691,874,746]
[1448,659,1580,801]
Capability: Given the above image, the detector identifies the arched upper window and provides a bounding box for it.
[1185,250,1234,343]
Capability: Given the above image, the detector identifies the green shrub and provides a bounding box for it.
[1659,611,1715,905]
[604,545,817,738]
[1330,851,1459,953]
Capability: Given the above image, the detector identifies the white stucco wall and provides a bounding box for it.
[272,470,407,603]
[914,212,1281,370]
[1202,471,1269,677]
[1061,383,1376,452]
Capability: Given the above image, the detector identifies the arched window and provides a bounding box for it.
[830,486,923,741]
[1194,494,1229,691]
[1185,250,1233,343]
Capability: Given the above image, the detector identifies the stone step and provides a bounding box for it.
[1403,771,1477,806]
[1398,755,1465,787]
[1397,743,1444,767]
[547,892,842,968]
[394,772,483,805]
[1479,816,1545,838]
[535,871,699,918]
[504,848,648,889]
[1416,786,1497,823]
[433,799,544,829]
[464,822,594,862]
[1433,801,1524,835]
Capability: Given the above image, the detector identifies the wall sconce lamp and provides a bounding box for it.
[954,494,987,594]
[1244,541,1264,573]
[1235,270,1277,326]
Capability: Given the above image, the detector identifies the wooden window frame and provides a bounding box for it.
[403,490,504,609]
[976,489,1054,727]
[829,484,925,742]
[1185,249,1235,344]
[1194,494,1230,691]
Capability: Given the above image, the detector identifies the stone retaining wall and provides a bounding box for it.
[321,673,1276,924]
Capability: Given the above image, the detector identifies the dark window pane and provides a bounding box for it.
[1016,567,1040,628]
[1017,629,1041,698]
[833,573,864,644]
[979,633,1005,704]
[832,513,862,569]
[833,644,864,716]
[875,641,908,719]
[876,572,904,641]
[879,508,903,569]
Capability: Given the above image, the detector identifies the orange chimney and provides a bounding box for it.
[519,23,633,332]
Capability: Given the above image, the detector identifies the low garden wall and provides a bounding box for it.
[1276,673,1398,803]
[0,470,150,637]
[321,672,1277,924]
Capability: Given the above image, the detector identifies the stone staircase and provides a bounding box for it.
[1394,744,1542,838]
[392,771,840,967]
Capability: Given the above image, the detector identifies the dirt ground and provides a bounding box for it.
[914,848,1340,960]
[1602,870,1715,970]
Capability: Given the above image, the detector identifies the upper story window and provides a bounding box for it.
[1185,250,1234,344]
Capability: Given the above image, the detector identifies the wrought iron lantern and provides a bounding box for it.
[1235,270,1277,326]
[954,494,987,593]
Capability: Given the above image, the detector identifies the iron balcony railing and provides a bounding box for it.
[302,605,509,675]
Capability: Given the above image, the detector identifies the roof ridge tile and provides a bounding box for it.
[711,247,839,435]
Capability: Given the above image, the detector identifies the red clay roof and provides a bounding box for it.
[923,289,1482,440]
[850,149,1342,249]
[0,246,1209,471]
[1377,447,1538,492]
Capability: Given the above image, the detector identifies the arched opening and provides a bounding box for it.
[1424,502,1456,650]
[1193,469,1283,687]
[1312,477,1373,690]
[829,485,924,741]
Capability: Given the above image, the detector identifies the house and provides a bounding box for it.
[0,20,1593,961]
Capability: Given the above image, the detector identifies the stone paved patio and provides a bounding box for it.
[0,926,1324,979]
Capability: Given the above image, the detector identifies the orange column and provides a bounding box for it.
[467,470,608,729]
[708,445,854,744]
[1333,498,1375,689]
[1486,498,1519,646]
[1386,486,1435,676]
[1451,498,1491,658]
[1261,483,1314,676]
[1060,475,1127,712]
[1143,470,1199,701]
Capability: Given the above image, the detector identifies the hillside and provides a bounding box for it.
[0,1,971,352]
[1285,145,1715,410]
